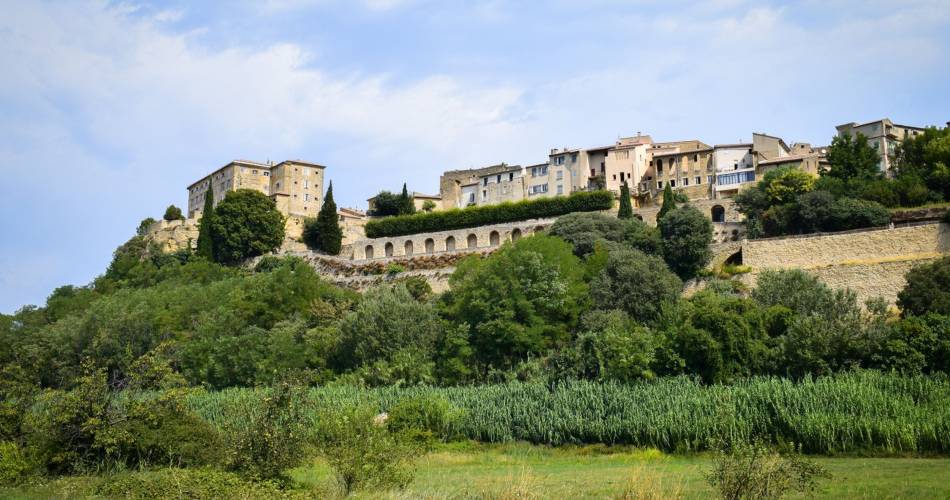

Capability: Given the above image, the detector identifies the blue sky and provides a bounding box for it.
[1,0,949,312]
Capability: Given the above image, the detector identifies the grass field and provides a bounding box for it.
[5,443,949,498]
[291,443,950,499]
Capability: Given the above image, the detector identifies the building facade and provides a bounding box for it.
[187,159,326,219]
[835,118,925,173]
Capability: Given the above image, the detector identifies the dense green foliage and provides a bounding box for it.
[196,187,215,260]
[657,183,677,220]
[190,371,950,453]
[590,248,681,324]
[898,256,950,317]
[163,205,184,221]
[364,190,613,238]
[302,182,343,255]
[659,206,713,279]
[368,185,416,217]
[735,166,891,237]
[548,211,660,257]
[824,133,881,181]
[208,189,285,264]
[617,182,633,219]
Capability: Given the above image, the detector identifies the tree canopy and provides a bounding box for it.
[208,189,285,265]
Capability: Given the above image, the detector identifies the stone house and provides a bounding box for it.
[835,118,925,174]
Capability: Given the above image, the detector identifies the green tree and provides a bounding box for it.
[898,256,950,317]
[208,189,285,265]
[163,205,184,221]
[337,284,443,385]
[549,212,660,257]
[590,247,682,324]
[572,310,656,381]
[422,200,437,212]
[136,217,157,236]
[824,132,882,181]
[196,187,215,260]
[764,169,814,205]
[617,182,634,219]
[441,235,589,373]
[659,206,713,280]
[657,183,678,220]
[303,182,343,255]
[399,183,416,215]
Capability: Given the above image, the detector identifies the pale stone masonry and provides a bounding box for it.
[835,118,926,174]
[187,159,326,220]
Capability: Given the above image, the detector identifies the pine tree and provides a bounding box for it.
[315,182,343,255]
[657,183,677,221]
[618,182,634,219]
[196,186,215,260]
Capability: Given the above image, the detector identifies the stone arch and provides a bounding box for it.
[425,238,435,254]
[446,236,456,251]
[534,225,545,233]
[467,233,478,249]
[724,249,742,266]
[404,240,413,256]
[364,245,374,259]
[634,214,643,221]
[489,230,500,246]
[385,242,394,257]
[511,228,522,241]
[711,204,726,223]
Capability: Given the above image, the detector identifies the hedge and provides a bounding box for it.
[364,191,615,238]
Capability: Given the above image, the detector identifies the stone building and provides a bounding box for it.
[366,191,443,214]
[835,118,925,174]
[186,159,326,220]
[439,163,528,209]
[712,143,755,198]
[637,140,714,205]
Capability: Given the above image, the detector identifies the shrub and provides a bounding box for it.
[93,468,294,499]
[898,256,950,317]
[796,190,835,233]
[224,382,309,483]
[571,310,656,381]
[659,206,713,279]
[396,275,433,302]
[591,248,682,325]
[826,197,890,231]
[163,205,184,221]
[208,189,285,265]
[317,405,424,495]
[364,190,613,238]
[337,285,442,383]
[705,441,829,500]
[618,182,634,219]
[0,441,34,486]
[549,212,660,257]
[388,394,463,443]
[136,217,156,236]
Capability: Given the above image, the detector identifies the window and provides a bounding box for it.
[304,180,309,189]
[657,159,663,175]
[497,174,502,183]
[612,174,617,180]
[657,180,663,189]
[555,156,565,165]
[529,183,548,195]
[509,172,514,181]
[591,168,596,176]
[483,177,488,186]
[695,176,702,185]
[482,190,487,200]
[556,170,563,180]
[620,172,625,182]
[252,170,258,175]
[304,193,310,201]
[670,180,676,188]
[263,171,270,176]
[303,168,309,176]
[557,184,563,194]
[716,171,756,186]
[708,175,714,184]
[531,166,548,177]
[693,154,698,162]
[683,177,689,186]
[468,192,475,204]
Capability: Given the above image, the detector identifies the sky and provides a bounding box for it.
[1,0,949,313]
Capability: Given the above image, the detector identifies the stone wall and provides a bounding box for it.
[742,222,949,306]
[348,218,555,260]
[145,218,199,252]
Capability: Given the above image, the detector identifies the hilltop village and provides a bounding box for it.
[150,117,925,251]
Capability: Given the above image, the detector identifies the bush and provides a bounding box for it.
[317,405,424,495]
[136,217,156,236]
[549,212,660,257]
[0,441,34,486]
[827,197,890,231]
[388,394,463,443]
[208,189,285,265]
[93,468,294,499]
[162,205,184,222]
[365,190,613,238]
[898,256,950,317]
[224,382,309,483]
[705,441,829,500]
[659,206,713,279]
[591,248,682,325]
[570,310,656,381]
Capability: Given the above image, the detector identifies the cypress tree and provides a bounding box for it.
[315,182,343,255]
[196,186,215,260]
[618,182,634,219]
[400,183,416,215]
[657,183,677,221]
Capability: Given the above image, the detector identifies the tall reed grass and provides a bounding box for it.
[187,371,950,454]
